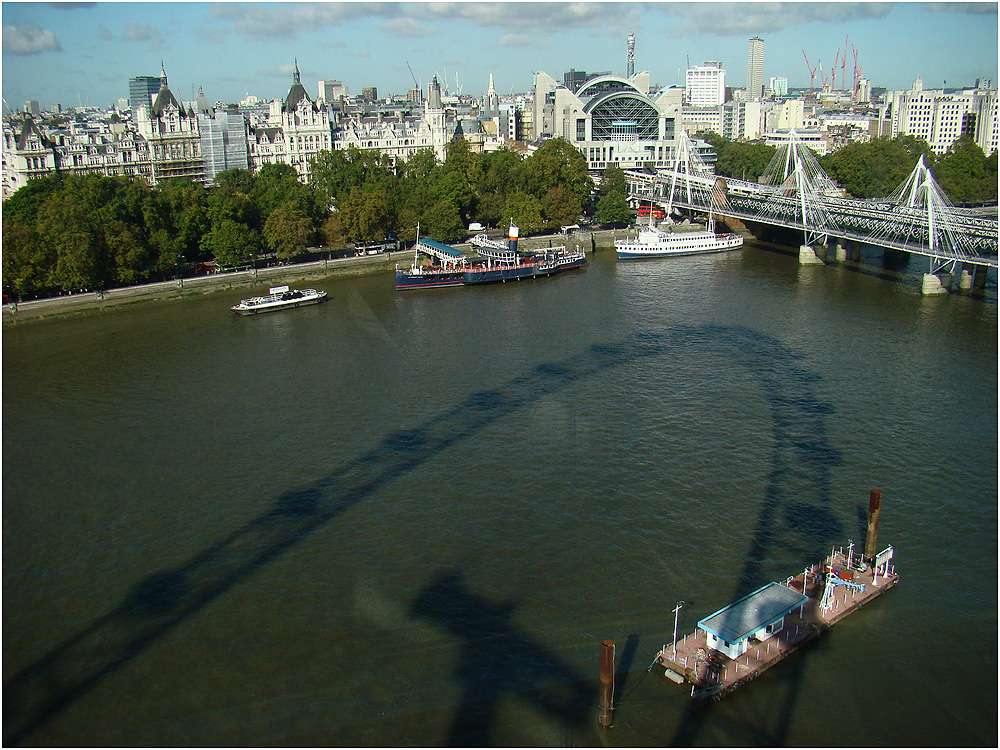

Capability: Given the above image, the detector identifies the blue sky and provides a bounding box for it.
[2,2,998,111]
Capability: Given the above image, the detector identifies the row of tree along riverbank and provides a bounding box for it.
[2,229,625,324]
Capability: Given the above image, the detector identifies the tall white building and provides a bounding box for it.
[747,37,764,100]
[769,76,788,97]
[686,62,726,107]
[882,78,998,155]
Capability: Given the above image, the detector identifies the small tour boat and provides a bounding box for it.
[230,285,327,315]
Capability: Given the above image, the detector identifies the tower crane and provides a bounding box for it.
[802,50,817,98]
[406,61,421,94]
[832,46,841,93]
[852,44,861,101]
[842,35,849,93]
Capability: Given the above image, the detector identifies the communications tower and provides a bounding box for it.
[627,32,635,78]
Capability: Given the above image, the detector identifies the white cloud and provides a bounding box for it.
[653,2,895,37]
[495,33,539,49]
[3,22,62,55]
[380,17,431,38]
[122,20,153,42]
[213,2,393,38]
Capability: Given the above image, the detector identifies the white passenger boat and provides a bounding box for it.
[615,219,744,259]
[616,195,743,259]
[230,285,327,315]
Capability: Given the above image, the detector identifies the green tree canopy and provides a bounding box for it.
[422,199,466,243]
[932,134,998,205]
[541,185,582,227]
[264,201,312,260]
[821,136,933,199]
[339,185,394,244]
[502,192,545,235]
[522,137,593,208]
[201,219,258,267]
[594,190,631,225]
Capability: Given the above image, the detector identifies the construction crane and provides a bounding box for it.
[852,44,863,102]
[818,59,826,92]
[842,35,849,93]
[832,46,841,93]
[406,61,420,94]
[802,50,817,98]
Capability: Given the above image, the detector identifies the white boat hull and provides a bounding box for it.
[616,231,744,259]
[231,288,328,315]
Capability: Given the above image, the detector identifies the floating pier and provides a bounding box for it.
[654,542,898,702]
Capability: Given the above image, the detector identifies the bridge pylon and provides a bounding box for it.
[881,155,971,282]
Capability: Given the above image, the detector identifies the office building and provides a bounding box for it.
[318,80,349,103]
[770,76,788,97]
[882,78,998,155]
[747,37,764,99]
[686,62,726,107]
[129,75,162,123]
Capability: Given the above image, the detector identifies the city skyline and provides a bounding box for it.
[2,2,998,112]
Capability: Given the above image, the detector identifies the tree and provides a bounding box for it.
[597,165,628,198]
[933,134,997,205]
[477,147,525,199]
[502,192,545,235]
[201,219,258,266]
[2,217,53,296]
[422,199,465,243]
[595,191,631,225]
[309,147,397,207]
[522,138,593,209]
[35,179,109,290]
[541,186,581,227]
[822,136,933,199]
[318,212,346,249]
[251,162,320,227]
[263,201,311,260]
[339,186,393,244]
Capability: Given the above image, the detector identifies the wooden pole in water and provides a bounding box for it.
[598,640,615,728]
[864,489,882,563]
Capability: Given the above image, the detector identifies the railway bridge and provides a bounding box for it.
[624,131,998,294]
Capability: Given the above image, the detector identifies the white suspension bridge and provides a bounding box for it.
[624,131,998,293]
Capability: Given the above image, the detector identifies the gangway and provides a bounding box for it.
[416,237,470,266]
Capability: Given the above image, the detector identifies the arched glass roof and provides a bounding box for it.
[585,92,660,141]
[576,75,643,100]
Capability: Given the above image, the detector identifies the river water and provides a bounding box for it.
[3,239,997,747]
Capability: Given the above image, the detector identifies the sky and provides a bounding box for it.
[2,1,998,112]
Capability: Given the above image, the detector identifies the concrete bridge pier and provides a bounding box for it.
[921,272,952,295]
[798,245,824,265]
[832,241,847,262]
[962,263,990,291]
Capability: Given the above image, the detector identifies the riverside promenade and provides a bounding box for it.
[2,250,412,325]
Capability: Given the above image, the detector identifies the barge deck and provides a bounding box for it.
[655,545,898,702]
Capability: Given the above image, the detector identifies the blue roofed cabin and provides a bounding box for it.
[697,582,808,661]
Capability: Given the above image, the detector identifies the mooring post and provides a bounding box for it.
[864,489,882,565]
[598,640,615,728]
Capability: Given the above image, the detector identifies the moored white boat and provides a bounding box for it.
[615,224,744,259]
[231,285,327,315]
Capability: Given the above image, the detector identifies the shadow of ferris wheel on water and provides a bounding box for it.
[4,323,845,747]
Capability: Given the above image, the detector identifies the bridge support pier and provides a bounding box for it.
[799,245,823,265]
[921,273,950,295]
[833,242,847,262]
[962,263,990,290]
